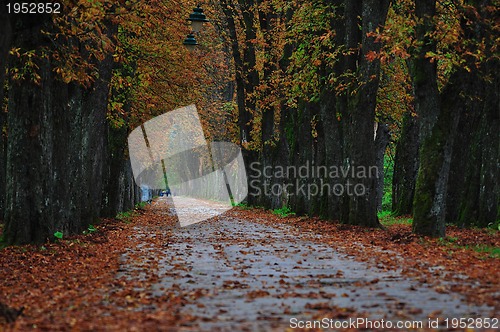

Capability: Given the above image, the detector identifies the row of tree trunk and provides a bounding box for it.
[222,0,391,227]
[222,0,498,236]
[0,10,141,244]
[394,0,499,235]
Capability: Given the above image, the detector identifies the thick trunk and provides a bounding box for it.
[413,0,499,234]
[448,65,499,227]
[79,52,115,224]
[0,106,5,223]
[289,101,317,216]
[392,112,419,215]
[446,1,499,227]
[0,6,12,222]
[102,124,140,216]
[409,0,440,141]
[342,0,390,226]
[318,88,343,220]
[4,61,81,243]
[4,17,70,244]
[3,17,115,244]
[410,0,447,237]
[412,79,460,237]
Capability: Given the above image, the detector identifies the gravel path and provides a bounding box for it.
[117,197,496,331]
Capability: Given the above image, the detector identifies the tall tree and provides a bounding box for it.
[0,3,12,222]
[410,0,449,237]
[392,112,419,215]
[339,0,391,226]
[219,0,259,148]
[444,1,499,227]
[219,0,392,225]
[3,3,117,244]
[0,0,236,244]
[412,0,499,235]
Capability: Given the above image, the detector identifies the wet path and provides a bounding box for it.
[118,197,495,331]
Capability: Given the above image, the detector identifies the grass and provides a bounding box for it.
[489,220,500,232]
[115,200,153,223]
[272,206,295,218]
[116,210,138,224]
[232,202,252,209]
[378,210,412,226]
[437,236,500,258]
[472,245,500,258]
[382,153,394,211]
[82,224,97,235]
[135,201,148,210]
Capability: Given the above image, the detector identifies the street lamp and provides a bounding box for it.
[183,5,209,51]
[183,33,199,52]
[187,5,209,33]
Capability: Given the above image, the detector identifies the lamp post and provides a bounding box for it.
[183,5,209,51]
[183,33,198,51]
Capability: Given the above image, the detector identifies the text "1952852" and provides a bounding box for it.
[6,2,61,14]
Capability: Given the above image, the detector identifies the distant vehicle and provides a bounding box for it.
[160,188,172,197]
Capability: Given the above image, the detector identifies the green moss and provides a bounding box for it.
[412,117,448,236]
[382,155,394,211]
[284,116,296,155]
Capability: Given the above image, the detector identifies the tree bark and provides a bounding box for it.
[447,25,498,226]
[413,0,499,234]
[412,74,460,237]
[3,16,116,244]
[0,5,13,222]
[446,1,499,227]
[219,0,249,145]
[102,124,140,216]
[341,0,390,226]
[374,123,390,211]
[410,0,447,237]
[392,112,419,215]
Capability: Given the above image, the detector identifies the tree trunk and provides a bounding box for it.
[341,0,390,226]
[0,5,13,222]
[445,89,479,225]
[413,0,499,235]
[412,76,460,237]
[392,112,419,215]
[446,70,499,227]
[3,17,116,244]
[4,16,67,244]
[4,66,80,243]
[410,0,447,237]
[102,124,140,216]
[219,0,249,145]
[446,1,499,227]
[318,88,344,220]
[374,123,390,211]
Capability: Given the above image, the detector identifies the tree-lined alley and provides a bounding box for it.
[0,0,498,329]
[0,0,498,244]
